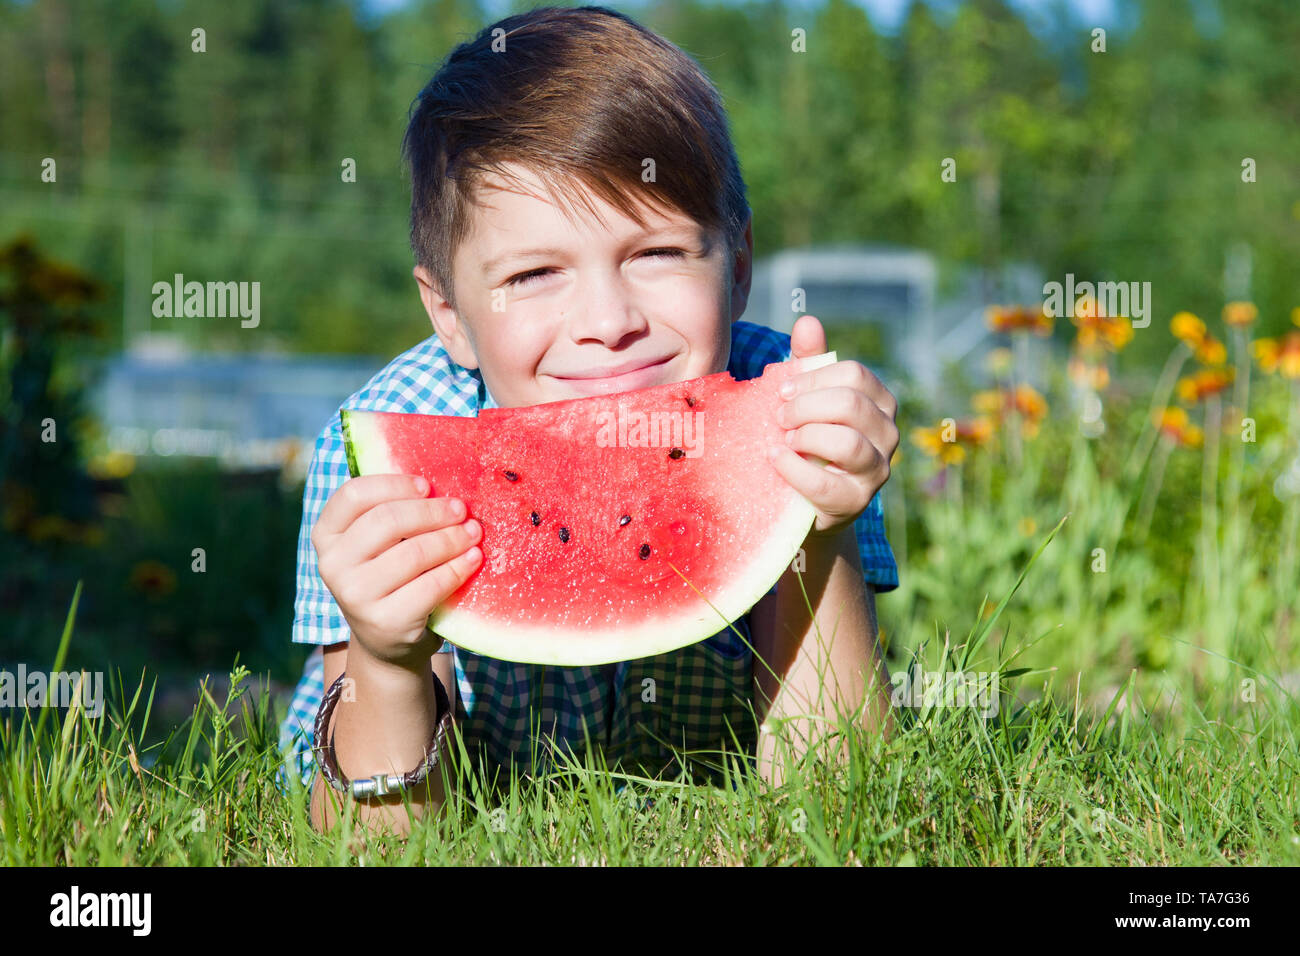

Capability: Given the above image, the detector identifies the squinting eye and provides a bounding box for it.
[505,268,554,288]
[504,250,683,288]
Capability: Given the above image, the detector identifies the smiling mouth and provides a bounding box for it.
[550,356,676,394]
[556,356,674,381]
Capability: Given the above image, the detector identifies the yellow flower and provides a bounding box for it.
[87,450,136,480]
[1018,516,1037,537]
[1291,307,1300,329]
[1154,406,1202,448]
[1176,367,1235,403]
[1252,331,1300,379]
[129,560,177,598]
[28,514,77,543]
[1223,302,1258,327]
[1170,312,1206,346]
[910,417,992,467]
[911,425,963,466]
[986,347,1013,376]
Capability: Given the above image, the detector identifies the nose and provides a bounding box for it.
[565,269,650,348]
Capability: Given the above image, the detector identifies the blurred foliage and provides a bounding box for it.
[0,235,107,541]
[0,0,1297,361]
[1,461,306,682]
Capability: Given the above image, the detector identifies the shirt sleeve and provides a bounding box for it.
[292,412,353,647]
[730,321,899,595]
[292,409,456,653]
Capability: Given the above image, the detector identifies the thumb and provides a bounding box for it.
[790,314,828,360]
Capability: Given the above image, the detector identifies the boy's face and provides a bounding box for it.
[414,162,753,408]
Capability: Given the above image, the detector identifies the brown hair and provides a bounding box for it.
[401,4,750,313]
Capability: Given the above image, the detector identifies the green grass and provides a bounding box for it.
[3,533,1296,867]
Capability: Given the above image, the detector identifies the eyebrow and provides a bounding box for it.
[480,226,707,278]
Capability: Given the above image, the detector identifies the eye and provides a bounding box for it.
[641,248,685,261]
[505,267,555,288]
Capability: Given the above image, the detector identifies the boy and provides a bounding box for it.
[277,4,900,835]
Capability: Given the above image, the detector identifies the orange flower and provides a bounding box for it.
[973,384,1048,438]
[1068,354,1110,391]
[1176,367,1235,403]
[1252,331,1300,379]
[1072,296,1134,351]
[1154,407,1202,448]
[987,304,1053,336]
[1223,302,1258,327]
[129,560,177,598]
[1194,335,1227,366]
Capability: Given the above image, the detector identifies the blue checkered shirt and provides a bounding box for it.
[276,320,899,793]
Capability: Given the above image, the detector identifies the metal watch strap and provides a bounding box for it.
[313,666,452,799]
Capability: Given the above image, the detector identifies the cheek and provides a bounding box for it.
[480,310,555,373]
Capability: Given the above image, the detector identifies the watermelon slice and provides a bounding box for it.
[340,351,837,666]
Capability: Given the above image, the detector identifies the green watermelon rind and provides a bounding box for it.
[338,351,838,666]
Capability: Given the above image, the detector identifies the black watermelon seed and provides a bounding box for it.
[685,395,697,407]
[619,514,631,527]
[558,526,571,543]
[668,447,685,460]
[503,470,519,482]
[638,543,651,559]
[530,511,541,526]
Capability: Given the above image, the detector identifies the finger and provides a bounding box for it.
[779,360,898,421]
[783,422,883,476]
[789,314,827,359]
[367,520,483,598]
[341,495,469,565]
[779,385,877,431]
[315,473,430,540]
[766,441,862,518]
[379,542,484,626]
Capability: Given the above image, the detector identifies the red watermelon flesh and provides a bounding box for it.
[340,351,836,665]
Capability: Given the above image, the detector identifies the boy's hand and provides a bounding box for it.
[311,474,483,670]
[767,314,899,539]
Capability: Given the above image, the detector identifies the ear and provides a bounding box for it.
[413,265,478,370]
[728,211,754,323]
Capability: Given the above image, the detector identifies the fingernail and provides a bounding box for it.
[779,381,795,398]
[414,476,429,495]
